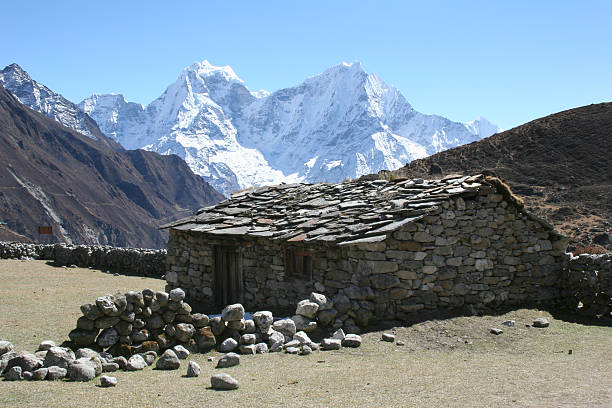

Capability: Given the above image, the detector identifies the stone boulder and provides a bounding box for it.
[292,314,317,332]
[100,375,117,387]
[32,367,48,380]
[341,334,362,348]
[72,357,102,376]
[96,295,120,316]
[69,329,98,347]
[43,347,75,369]
[169,288,185,302]
[295,300,319,319]
[219,338,238,353]
[5,353,42,373]
[293,331,312,345]
[194,327,216,352]
[126,354,147,371]
[68,363,96,382]
[240,334,256,345]
[253,311,273,332]
[533,317,550,328]
[310,292,333,311]
[75,348,99,360]
[173,345,190,359]
[255,343,268,354]
[317,308,338,327]
[211,373,239,390]
[272,319,296,337]
[155,349,180,370]
[37,340,56,352]
[4,366,22,381]
[46,366,67,380]
[222,303,245,322]
[174,323,195,343]
[0,340,14,356]
[80,303,102,320]
[186,361,201,377]
[96,328,120,348]
[320,338,342,350]
[216,352,240,368]
[191,313,210,328]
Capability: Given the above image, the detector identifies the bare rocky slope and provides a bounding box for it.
[0,84,223,248]
[366,103,612,251]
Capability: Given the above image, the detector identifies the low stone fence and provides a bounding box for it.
[0,242,166,278]
[563,253,612,317]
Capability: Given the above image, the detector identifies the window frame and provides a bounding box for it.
[284,247,313,280]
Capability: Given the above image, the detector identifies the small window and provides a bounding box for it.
[284,248,312,280]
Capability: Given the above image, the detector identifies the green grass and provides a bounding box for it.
[1,260,611,407]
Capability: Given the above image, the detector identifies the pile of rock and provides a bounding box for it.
[212,292,361,356]
[1,287,363,387]
[68,288,362,359]
[68,288,212,355]
[295,288,375,334]
[0,337,192,383]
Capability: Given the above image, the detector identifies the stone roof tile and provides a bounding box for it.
[163,174,516,246]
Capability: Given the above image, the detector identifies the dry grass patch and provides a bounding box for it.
[1,260,611,407]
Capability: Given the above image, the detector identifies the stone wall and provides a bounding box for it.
[0,242,166,278]
[562,253,612,317]
[167,184,570,328]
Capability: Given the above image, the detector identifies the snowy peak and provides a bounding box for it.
[183,60,244,84]
[79,93,146,148]
[0,64,122,150]
[465,116,503,136]
[79,60,501,196]
[1,63,32,84]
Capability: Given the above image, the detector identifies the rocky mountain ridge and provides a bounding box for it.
[0,83,223,247]
[0,64,122,151]
[367,103,612,251]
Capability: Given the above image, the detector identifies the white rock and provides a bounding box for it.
[320,338,342,350]
[126,354,147,371]
[219,338,238,352]
[272,318,296,337]
[253,311,273,332]
[100,375,117,387]
[37,340,56,352]
[222,304,245,322]
[310,292,333,311]
[293,331,312,345]
[186,361,201,377]
[332,329,346,340]
[296,300,319,319]
[173,345,190,359]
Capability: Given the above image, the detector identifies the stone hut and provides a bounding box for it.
[163,174,568,326]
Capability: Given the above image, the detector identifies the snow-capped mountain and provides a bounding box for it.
[0,64,121,151]
[81,60,501,195]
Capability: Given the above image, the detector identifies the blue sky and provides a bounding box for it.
[2,1,611,129]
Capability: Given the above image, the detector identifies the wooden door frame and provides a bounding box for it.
[214,245,243,306]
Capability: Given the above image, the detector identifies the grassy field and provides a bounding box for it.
[0,259,611,407]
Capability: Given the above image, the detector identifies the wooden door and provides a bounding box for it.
[214,246,242,306]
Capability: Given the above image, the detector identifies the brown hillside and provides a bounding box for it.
[368,103,612,251]
[0,84,224,248]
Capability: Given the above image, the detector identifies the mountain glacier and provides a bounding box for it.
[81,60,501,196]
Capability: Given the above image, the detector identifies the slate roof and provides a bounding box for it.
[163,174,489,245]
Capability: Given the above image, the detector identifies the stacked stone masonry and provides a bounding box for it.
[562,253,611,316]
[0,242,166,278]
[165,174,590,326]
